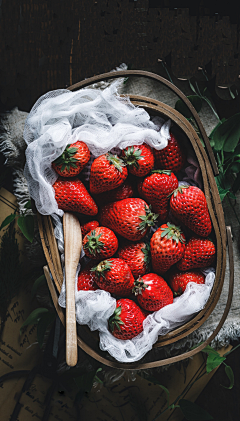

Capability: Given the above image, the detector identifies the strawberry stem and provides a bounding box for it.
[109,306,124,332]
[160,223,185,244]
[83,230,104,256]
[91,259,112,279]
[138,205,159,233]
[122,146,143,169]
[132,278,149,295]
[53,145,79,172]
[106,153,126,173]
[151,170,172,176]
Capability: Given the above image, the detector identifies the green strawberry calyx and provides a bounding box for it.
[142,243,151,266]
[53,145,79,172]
[168,185,189,198]
[106,153,126,173]
[138,205,159,234]
[160,222,186,244]
[109,306,124,332]
[83,230,104,257]
[91,259,112,279]
[132,278,149,296]
[122,146,143,169]
[151,170,172,176]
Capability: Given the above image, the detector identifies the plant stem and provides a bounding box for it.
[152,371,207,421]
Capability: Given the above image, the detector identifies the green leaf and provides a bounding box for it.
[189,80,197,94]
[221,364,234,389]
[17,215,34,242]
[209,119,226,147]
[24,200,32,210]
[212,113,240,152]
[37,311,56,348]
[206,353,226,373]
[0,214,16,231]
[200,345,220,356]
[232,172,240,194]
[31,274,47,299]
[215,177,231,201]
[20,308,48,333]
[179,399,213,420]
[175,95,202,119]
[229,162,240,173]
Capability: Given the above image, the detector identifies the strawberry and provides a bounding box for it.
[137,178,148,202]
[91,258,134,296]
[99,198,158,242]
[133,273,173,311]
[150,223,186,274]
[93,179,135,206]
[121,144,154,177]
[177,237,216,271]
[153,132,186,173]
[77,263,99,291]
[81,220,99,238]
[53,178,98,215]
[109,298,145,339]
[89,153,128,194]
[117,241,150,279]
[169,269,205,296]
[170,186,212,237]
[83,227,118,259]
[52,141,90,177]
[141,170,178,221]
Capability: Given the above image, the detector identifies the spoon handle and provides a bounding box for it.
[63,212,82,367]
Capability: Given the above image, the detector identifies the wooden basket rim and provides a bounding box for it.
[38,81,229,367]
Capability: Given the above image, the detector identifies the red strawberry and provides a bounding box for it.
[150,223,186,274]
[117,241,150,279]
[52,141,90,177]
[99,198,158,242]
[169,269,205,296]
[91,258,134,296]
[137,178,148,202]
[133,273,173,312]
[53,178,98,215]
[121,144,154,177]
[83,227,118,259]
[109,298,145,339]
[89,153,128,194]
[170,186,212,237]
[77,263,99,291]
[93,179,135,206]
[177,237,216,271]
[81,220,99,238]
[153,132,186,172]
[141,170,178,221]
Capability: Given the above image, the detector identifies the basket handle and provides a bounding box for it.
[67,70,218,176]
[44,226,234,370]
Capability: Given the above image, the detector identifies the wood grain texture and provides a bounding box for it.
[63,212,82,367]
[0,2,240,112]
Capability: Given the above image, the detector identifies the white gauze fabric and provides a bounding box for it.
[23,80,170,216]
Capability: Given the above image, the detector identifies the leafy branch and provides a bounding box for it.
[139,342,240,420]
[174,78,240,225]
[0,199,35,242]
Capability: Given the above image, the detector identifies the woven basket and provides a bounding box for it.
[38,70,234,369]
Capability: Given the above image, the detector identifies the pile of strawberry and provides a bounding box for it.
[52,133,216,342]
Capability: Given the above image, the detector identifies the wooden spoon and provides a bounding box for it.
[63,212,82,367]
